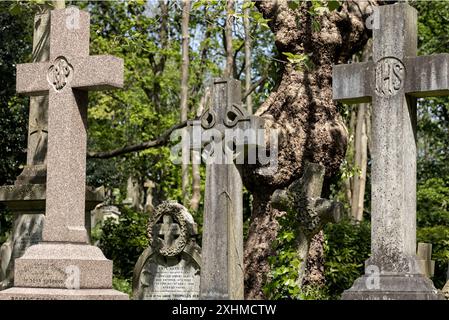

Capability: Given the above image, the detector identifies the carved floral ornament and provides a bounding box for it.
[147,202,190,257]
[47,56,73,91]
[200,104,245,130]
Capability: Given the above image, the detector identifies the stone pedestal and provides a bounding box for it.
[0,183,103,290]
[0,244,128,300]
[342,274,443,300]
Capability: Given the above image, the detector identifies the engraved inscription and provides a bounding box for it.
[19,266,65,287]
[375,57,405,97]
[140,260,200,300]
[47,57,73,91]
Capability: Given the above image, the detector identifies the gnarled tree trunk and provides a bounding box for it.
[242,0,379,299]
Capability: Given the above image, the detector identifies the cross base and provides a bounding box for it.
[342,274,444,300]
[0,288,128,300]
[9,243,115,289]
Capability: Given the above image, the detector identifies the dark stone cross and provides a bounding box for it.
[156,215,181,247]
[16,8,123,244]
[188,78,264,300]
[333,3,444,299]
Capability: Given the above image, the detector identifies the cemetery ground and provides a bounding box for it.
[0,0,449,304]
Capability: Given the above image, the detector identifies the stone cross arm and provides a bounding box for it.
[16,55,123,96]
[333,53,449,104]
[271,162,343,238]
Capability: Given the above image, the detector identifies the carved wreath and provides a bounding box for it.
[147,201,188,257]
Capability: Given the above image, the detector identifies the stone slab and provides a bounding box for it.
[342,274,444,300]
[13,243,113,289]
[0,184,104,212]
[0,287,128,300]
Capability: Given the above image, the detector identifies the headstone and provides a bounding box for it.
[124,176,143,211]
[144,180,156,214]
[187,78,264,299]
[271,162,342,286]
[91,204,121,230]
[0,10,103,290]
[132,201,201,300]
[442,264,449,299]
[416,243,435,278]
[333,3,446,299]
[0,7,126,300]
[0,214,43,290]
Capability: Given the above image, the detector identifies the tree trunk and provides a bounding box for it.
[190,88,210,212]
[351,40,372,222]
[243,0,252,114]
[224,0,235,78]
[242,0,378,299]
[180,0,191,207]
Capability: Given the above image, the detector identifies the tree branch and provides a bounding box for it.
[88,75,268,160]
[242,75,268,101]
[87,121,188,159]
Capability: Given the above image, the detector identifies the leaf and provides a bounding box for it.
[328,0,341,11]
[192,1,203,10]
[288,0,300,10]
[9,3,21,16]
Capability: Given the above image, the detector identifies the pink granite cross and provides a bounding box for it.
[16,8,123,243]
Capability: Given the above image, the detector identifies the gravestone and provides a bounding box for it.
[0,7,126,300]
[333,3,446,299]
[416,243,435,278]
[132,201,201,300]
[443,264,449,299]
[0,10,103,290]
[91,204,121,231]
[187,78,264,299]
[271,162,342,286]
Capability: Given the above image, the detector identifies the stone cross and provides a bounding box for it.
[333,3,444,299]
[156,215,181,247]
[16,8,123,244]
[188,78,263,299]
[416,242,435,278]
[271,162,342,286]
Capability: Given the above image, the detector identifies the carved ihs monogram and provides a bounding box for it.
[47,57,73,91]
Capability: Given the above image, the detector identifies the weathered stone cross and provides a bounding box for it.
[156,215,181,247]
[16,8,123,244]
[271,162,342,286]
[188,78,263,299]
[333,3,444,299]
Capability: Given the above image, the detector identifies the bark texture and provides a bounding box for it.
[243,0,379,299]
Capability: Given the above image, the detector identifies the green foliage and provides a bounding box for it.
[112,276,132,298]
[319,219,371,299]
[264,210,302,300]
[264,216,371,300]
[97,207,149,280]
[417,178,449,227]
[282,52,314,71]
[417,177,449,289]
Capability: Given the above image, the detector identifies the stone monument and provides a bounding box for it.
[188,78,264,299]
[333,3,446,299]
[0,10,103,290]
[0,7,127,300]
[132,201,201,300]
